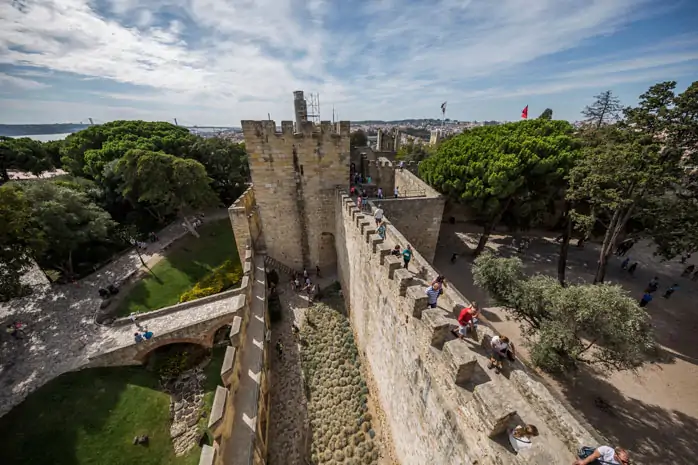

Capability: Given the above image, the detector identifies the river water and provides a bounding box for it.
[8,133,73,142]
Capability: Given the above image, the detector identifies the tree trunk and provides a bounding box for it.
[474,198,512,256]
[557,201,573,286]
[67,249,74,277]
[593,209,621,283]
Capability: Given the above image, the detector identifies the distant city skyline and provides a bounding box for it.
[0,0,697,125]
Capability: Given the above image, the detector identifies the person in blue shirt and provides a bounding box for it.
[425,282,443,308]
[402,244,413,270]
[639,293,652,307]
[143,330,154,340]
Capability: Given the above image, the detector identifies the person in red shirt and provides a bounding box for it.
[451,302,479,340]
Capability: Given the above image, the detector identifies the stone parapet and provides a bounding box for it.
[335,189,597,464]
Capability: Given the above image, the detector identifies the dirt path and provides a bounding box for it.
[435,223,698,465]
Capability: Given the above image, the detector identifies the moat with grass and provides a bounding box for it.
[267,281,392,465]
[0,343,227,465]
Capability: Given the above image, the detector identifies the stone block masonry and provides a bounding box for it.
[228,185,264,261]
[242,120,350,271]
[335,190,599,465]
[394,168,440,198]
[374,196,445,263]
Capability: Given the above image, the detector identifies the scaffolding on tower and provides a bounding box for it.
[306,93,321,124]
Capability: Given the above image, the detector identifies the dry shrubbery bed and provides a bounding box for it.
[301,295,380,465]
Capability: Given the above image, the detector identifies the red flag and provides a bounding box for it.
[521,105,528,119]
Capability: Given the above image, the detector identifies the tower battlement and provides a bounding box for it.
[241,120,350,140]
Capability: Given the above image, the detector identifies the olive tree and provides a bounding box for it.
[473,252,655,373]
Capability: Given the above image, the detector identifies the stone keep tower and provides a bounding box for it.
[241,118,350,271]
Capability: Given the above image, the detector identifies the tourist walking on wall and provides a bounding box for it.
[394,186,399,198]
[425,282,443,308]
[377,223,386,240]
[134,332,144,343]
[377,187,384,199]
[575,445,630,465]
[374,205,384,226]
[681,264,695,277]
[402,244,413,269]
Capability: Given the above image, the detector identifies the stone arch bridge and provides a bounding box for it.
[86,252,254,368]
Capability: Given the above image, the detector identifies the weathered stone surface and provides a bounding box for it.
[229,316,243,347]
[472,381,518,437]
[443,340,478,388]
[221,345,237,386]
[198,444,216,465]
[510,370,599,451]
[334,189,588,464]
[208,385,228,430]
[421,309,455,349]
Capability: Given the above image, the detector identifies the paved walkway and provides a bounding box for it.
[0,210,229,418]
[435,224,698,465]
[225,256,266,465]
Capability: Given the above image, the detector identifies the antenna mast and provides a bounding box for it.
[306,93,321,124]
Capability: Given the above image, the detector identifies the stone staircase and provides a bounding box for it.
[263,255,299,277]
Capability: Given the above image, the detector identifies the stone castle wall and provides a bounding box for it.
[228,185,263,261]
[334,190,598,465]
[375,195,445,263]
[242,120,350,270]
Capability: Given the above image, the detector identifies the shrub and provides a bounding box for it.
[179,259,242,303]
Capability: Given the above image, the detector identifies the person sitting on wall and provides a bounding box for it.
[451,302,479,340]
[391,245,401,257]
[134,332,144,343]
[575,445,630,465]
[508,424,539,453]
[487,334,515,374]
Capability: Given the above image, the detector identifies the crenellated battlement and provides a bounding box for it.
[334,190,601,464]
[241,119,350,140]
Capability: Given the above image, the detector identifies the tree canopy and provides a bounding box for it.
[473,252,655,373]
[538,108,553,120]
[115,149,219,224]
[420,119,580,253]
[0,136,53,182]
[350,129,368,148]
[581,90,623,129]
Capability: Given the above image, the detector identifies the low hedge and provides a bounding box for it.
[179,259,243,303]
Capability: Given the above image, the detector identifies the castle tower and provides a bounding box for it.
[293,90,308,131]
[242,111,350,271]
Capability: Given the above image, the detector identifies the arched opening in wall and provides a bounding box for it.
[318,232,337,271]
[212,325,232,346]
[143,342,209,381]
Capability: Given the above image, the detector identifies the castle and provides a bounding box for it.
[221,92,602,465]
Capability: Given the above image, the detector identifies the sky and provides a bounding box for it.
[0,0,697,126]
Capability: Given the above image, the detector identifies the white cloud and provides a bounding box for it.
[0,0,695,124]
[0,73,49,90]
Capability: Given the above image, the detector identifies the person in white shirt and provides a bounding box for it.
[574,445,630,465]
[508,424,539,453]
[374,206,384,226]
[488,335,515,373]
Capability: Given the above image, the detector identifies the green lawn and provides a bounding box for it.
[0,348,228,465]
[117,219,238,316]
